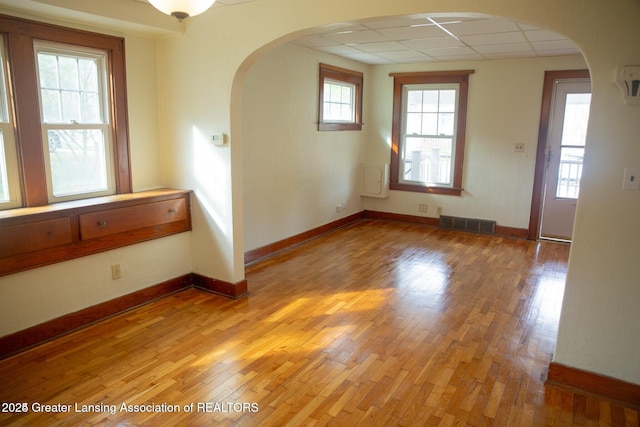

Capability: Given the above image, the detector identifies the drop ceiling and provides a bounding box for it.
[292,14,580,65]
[0,1,580,63]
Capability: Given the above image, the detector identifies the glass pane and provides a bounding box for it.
[421,113,438,135]
[561,93,591,147]
[439,90,456,113]
[37,50,103,124]
[78,58,99,92]
[58,56,79,90]
[323,81,355,122]
[407,90,423,112]
[406,113,422,135]
[556,147,584,199]
[48,129,109,197]
[402,136,453,185]
[330,84,342,103]
[37,53,59,89]
[61,91,81,122]
[41,89,62,123]
[422,90,439,112]
[0,130,8,202]
[438,112,455,136]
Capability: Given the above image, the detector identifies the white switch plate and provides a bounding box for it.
[623,167,640,190]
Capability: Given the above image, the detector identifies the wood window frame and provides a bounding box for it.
[389,70,473,196]
[0,13,131,208]
[318,63,363,131]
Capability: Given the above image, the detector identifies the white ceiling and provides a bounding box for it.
[292,14,581,65]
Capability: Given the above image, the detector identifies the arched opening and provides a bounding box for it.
[234,12,589,255]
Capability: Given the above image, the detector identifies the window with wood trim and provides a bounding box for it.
[0,14,131,210]
[318,63,363,131]
[390,70,473,196]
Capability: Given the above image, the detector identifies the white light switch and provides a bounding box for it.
[623,167,640,190]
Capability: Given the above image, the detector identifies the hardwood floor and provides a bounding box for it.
[1,220,638,426]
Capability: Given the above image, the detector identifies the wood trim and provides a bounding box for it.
[389,70,472,196]
[192,273,248,299]
[389,69,475,79]
[494,224,529,239]
[364,210,439,227]
[0,14,131,205]
[547,362,640,408]
[244,212,365,265]
[363,211,529,239]
[528,69,590,240]
[0,189,192,277]
[0,274,192,359]
[318,63,363,131]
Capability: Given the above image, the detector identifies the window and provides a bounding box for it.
[318,63,363,131]
[0,36,20,209]
[36,42,115,202]
[390,70,473,196]
[0,15,131,209]
[555,92,590,199]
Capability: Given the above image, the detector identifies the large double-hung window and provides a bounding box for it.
[390,70,473,196]
[36,42,114,202]
[0,14,131,210]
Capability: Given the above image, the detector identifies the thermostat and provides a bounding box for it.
[211,133,225,146]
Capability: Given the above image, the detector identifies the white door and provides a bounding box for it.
[540,79,591,241]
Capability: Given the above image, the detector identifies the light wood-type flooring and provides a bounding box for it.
[0,220,638,426]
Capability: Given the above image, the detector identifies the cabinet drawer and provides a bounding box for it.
[79,198,187,240]
[0,217,72,258]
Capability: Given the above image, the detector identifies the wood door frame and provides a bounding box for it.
[528,69,590,240]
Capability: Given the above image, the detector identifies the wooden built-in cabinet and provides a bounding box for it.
[0,189,191,277]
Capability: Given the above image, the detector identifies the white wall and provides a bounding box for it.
[242,43,367,251]
[364,55,587,228]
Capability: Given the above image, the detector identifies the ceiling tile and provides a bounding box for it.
[351,41,408,53]
[525,29,567,42]
[460,31,527,46]
[473,42,534,54]
[376,25,446,41]
[288,14,580,65]
[322,30,389,44]
[446,18,520,36]
[401,37,464,50]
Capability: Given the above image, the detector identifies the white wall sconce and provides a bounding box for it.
[148,0,216,21]
[615,66,640,105]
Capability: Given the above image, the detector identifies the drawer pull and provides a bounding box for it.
[168,208,177,213]
[97,220,107,228]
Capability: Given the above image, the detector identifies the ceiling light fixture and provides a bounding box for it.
[148,0,216,21]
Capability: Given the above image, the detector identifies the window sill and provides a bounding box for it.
[318,122,363,131]
[0,189,192,277]
[390,183,462,196]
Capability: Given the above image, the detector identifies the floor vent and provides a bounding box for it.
[439,215,496,235]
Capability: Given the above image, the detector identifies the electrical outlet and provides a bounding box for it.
[514,143,525,152]
[437,207,443,216]
[418,203,428,213]
[111,264,121,280]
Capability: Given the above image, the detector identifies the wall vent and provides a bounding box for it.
[439,215,496,235]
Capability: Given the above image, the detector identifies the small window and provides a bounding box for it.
[35,42,115,202]
[390,70,474,196]
[318,63,363,131]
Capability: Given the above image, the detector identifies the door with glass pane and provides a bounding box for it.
[540,79,591,241]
